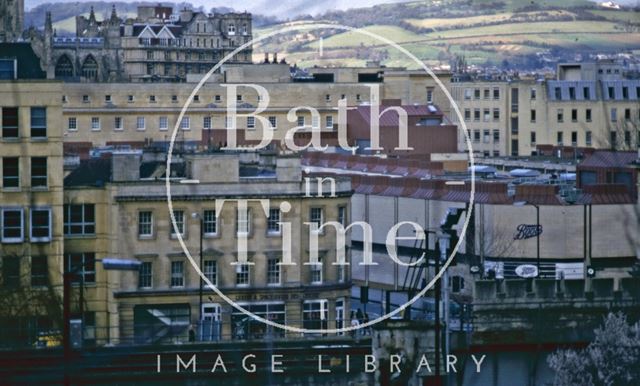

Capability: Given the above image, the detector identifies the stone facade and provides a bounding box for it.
[33,5,252,82]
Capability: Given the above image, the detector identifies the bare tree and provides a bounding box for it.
[548,312,640,386]
[0,254,64,348]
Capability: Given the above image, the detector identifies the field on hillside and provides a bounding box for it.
[254,3,640,69]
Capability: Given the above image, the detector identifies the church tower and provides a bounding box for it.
[0,0,25,42]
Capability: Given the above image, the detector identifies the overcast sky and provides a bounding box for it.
[25,0,410,17]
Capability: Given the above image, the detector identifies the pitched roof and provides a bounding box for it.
[579,151,638,169]
[64,158,112,187]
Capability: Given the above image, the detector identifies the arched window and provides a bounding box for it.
[81,55,98,80]
[54,55,73,78]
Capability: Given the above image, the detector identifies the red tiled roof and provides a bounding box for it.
[576,184,635,205]
[351,105,442,126]
[579,151,638,169]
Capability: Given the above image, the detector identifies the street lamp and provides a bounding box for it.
[63,258,140,385]
[191,212,204,340]
[513,200,541,277]
[437,233,451,379]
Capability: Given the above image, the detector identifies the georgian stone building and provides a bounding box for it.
[33,4,253,82]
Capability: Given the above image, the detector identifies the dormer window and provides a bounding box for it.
[228,23,235,35]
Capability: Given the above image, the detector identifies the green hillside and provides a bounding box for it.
[254,0,640,69]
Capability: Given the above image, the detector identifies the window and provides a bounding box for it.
[2,157,19,188]
[170,261,184,287]
[2,107,18,138]
[426,88,434,103]
[608,86,614,99]
[138,211,153,237]
[247,116,255,129]
[105,95,112,103]
[267,258,280,285]
[583,87,590,100]
[451,276,465,293]
[63,204,95,236]
[473,130,480,143]
[582,131,591,146]
[91,117,100,131]
[483,89,490,99]
[309,208,323,232]
[159,116,168,131]
[2,257,19,288]
[530,88,536,100]
[1,208,23,243]
[128,95,134,103]
[215,95,221,103]
[204,260,217,285]
[463,89,472,100]
[66,253,95,284]
[571,109,577,122]
[171,210,184,237]
[571,131,578,146]
[483,129,490,143]
[171,95,178,103]
[493,130,500,143]
[193,95,200,103]
[31,256,48,287]
[28,157,47,189]
[268,116,277,129]
[310,256,323,284]
[139,262,152,288]
[557,131,563,145]
[114,117,123,131]
[236,208,251,236]
[493,88,500,100]
[586,109,592,122]
[557,109,564,123]
[267,208,281,234]
[203,210,217,235]
[83,95,90,103]
[325,94,331,102]
[325,115,333,129]
[338,206,347,226]
[228,23,235,34]
[624,131,631,147]
[530,109,536,123]
[569,87,576,100]
[492,108,500,121]
[180,117,190,130]
[303,300,327,330]
[149,95,156,103]
[236,94,243,102]
[30,107,46,138]
[356,94,361,102]
[530,131,536,146]
[147,51,154,60]
[464,109,470,121]
[611,108,617,122]
[29,208,51,243]
[610,131,617,148]
[554,87,561,100]
[473,109,480,121]
[625,108,631,121]
[236,264,249,286]
[622,87,629,100]
[136,117,145,130]
[483,109,490,122]
[203,116,211,130]
[474,89,480,99]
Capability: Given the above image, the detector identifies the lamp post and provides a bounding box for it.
[438,233,451,382]
[191,212,204,340]
[513,201,541,277]
[63,258,140,385]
